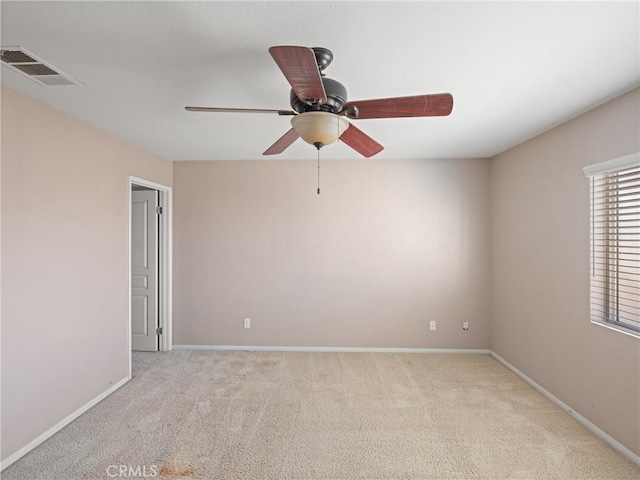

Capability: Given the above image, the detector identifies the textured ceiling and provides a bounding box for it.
[1,1,638,161]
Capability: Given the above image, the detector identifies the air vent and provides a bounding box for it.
[0,46,82,87]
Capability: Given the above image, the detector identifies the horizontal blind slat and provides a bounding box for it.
[591,286,640,299]
[590,306,640,322]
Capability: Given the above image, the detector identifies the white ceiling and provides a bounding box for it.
[2,1,638,162]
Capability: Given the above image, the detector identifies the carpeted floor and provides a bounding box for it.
[2,351,639,479]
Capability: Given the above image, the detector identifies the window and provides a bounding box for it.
[584,153,640,338]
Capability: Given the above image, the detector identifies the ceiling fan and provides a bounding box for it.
[185,46,453,158]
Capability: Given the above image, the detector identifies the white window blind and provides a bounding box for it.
[584,153,640,337]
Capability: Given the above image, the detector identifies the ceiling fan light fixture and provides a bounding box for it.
[291,111,349,147]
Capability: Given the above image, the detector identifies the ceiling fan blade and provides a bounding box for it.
[185,106,296,116]
[269,46,327,104]
[263,128,300,155]
[339,124,384,158]
[343,93,453,119]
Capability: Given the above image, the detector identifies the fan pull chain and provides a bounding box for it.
[317,147,321,195]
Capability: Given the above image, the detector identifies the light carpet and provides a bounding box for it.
[2,351,639,479]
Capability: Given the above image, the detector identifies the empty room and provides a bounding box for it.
[1,2,639,479]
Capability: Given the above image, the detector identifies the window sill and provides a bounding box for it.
[591,320,640,339]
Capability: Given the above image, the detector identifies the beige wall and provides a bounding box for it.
[490,87,640,455]
[173,158,491,349]
[0,86,172,462]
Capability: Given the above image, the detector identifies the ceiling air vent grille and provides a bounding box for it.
[0,46,82,87]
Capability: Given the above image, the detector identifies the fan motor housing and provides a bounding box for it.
[290,77,347,114]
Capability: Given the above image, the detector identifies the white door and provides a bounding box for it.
[131,189,159,351]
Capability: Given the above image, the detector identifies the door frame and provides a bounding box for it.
[128,176,172,364]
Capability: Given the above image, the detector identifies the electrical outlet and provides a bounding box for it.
[430,321,436,331]
[244,318,250,329]
[462,321,469,331]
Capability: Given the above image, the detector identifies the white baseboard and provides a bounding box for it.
[490,351,640,467]
[173,345,491,354]
[0,375,131,471]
